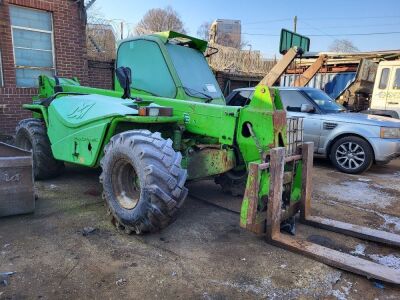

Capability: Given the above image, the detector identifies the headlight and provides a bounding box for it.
[380,127,400,139]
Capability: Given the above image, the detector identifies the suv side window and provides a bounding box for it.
[393,68,400,90]
[279,90,311,112]
[228,90,253,106]
[378,68,390,89]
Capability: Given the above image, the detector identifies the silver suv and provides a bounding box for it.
[227,87,400,174]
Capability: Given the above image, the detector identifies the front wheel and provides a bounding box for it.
[330,136,373,174]
[100,130,188,234]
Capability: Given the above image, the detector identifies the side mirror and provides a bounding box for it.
[301,103,315,113]
[116,66,132,99]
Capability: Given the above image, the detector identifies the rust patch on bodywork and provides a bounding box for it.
[187,147,236,180]
[272,110,287,147]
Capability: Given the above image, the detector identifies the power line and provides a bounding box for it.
[242,31,400,37]
[242,15,400,26]
[305,22,400,30]
[245,22,400,31]
[300,15,400,20]
[242,18,292,25]
[300,20,336,41]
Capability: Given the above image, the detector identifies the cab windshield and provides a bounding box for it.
[303,89,346,113]
[166,43,223,101]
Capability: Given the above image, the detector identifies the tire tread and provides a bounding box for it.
[100,129,188,234]
[15,118,64,180]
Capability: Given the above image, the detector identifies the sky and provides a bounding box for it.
[93,0,400,58]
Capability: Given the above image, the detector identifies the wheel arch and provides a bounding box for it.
[326,133,376,161]
[22,104,49,125]
[94,117,179,167]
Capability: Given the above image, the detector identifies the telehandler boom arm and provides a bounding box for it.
[293,54,328,87]
[259,47,299,86]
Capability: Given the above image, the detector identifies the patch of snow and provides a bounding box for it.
[319,181,395,208]
[331,280,352,300]
[368,254,400,269]
[375,170,400,179]
[350,244,366,256]
[357,178,371,182]
[376,212,400,233]
[324,199,400,234]
[209,278,271,297]
[209,271,342,299]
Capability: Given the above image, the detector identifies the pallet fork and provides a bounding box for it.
[241,142,400,284]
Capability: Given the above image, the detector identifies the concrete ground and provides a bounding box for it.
[0,159,399,299]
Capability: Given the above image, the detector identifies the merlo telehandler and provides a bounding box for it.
[15,31,301,234]
[15,30,400,284]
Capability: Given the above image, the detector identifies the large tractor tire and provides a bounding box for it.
[215,169,247,197]
[15,118,64,180]
[100,130,188,234]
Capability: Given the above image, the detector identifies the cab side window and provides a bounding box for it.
[228,90,253,106]
[279,90,311,112]
[378,68,390,89]
[393,68,400,90]
[117,40,176,98]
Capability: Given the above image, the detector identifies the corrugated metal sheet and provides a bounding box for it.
[280,72,356,99]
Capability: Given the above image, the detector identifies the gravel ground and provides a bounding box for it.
[0,159,399,299]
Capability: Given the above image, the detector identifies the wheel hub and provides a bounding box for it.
[335,142,365,170]
[111,159,140,210]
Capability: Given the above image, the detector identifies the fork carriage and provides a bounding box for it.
[241,142,400,285]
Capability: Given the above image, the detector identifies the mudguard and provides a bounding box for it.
[47,94,138,166]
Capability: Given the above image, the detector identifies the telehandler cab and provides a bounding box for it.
[16,30,400,284]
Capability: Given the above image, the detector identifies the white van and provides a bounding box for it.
[369,60,400,118]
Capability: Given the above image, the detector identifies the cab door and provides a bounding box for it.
[371,67,391,110]
[386,67,400,112]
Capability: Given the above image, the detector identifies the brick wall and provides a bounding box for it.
[0,0,88,137]
[88,59,114,90]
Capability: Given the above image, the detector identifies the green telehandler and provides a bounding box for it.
[15,30,400,284]
[16,30,300,234]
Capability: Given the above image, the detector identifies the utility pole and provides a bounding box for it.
[293,16,297,33]
[120,22,124,40]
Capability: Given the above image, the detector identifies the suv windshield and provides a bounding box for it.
[166,43,223,101]
[303,89,346,113]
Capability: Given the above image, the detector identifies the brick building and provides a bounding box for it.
[0,0,113,139]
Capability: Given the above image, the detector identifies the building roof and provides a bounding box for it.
[295,50,400,68]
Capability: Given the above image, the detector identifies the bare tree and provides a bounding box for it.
[135,6,186,35]
[329,39,359,53]
[85,2,107,25]
[197,21,211,41]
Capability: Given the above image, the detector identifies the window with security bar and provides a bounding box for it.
[9,5,55,87]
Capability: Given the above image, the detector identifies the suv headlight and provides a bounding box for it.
[380,127,400,139]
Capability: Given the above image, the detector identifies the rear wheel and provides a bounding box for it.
[15,118,64,180]
[100,130,188,234]
[215,169,247,197]
[330,136,373,174]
